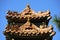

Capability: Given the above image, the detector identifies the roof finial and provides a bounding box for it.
[26,3,30,9]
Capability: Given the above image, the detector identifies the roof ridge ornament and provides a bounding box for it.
[24,3,31,11]
[21,4,36,15]
[26,3,30,9]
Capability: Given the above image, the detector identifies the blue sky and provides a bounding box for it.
[0,0,60,40]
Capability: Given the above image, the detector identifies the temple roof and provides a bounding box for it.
[6,4,51,24]
[4,24,56,37]
[4,4,56,40]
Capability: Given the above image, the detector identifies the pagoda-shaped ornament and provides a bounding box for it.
[4,4,56,40]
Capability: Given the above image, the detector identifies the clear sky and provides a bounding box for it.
[0,0,60,40]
